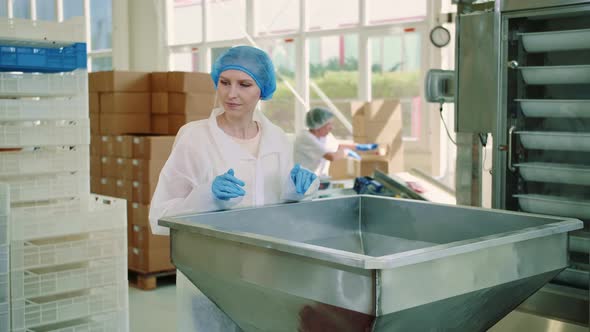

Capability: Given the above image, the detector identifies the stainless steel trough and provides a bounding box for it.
[159,195,582,331]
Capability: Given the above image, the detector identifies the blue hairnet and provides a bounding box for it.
[306,107,334,129]
[210,46,277,100]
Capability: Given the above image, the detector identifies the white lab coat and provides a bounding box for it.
[294,131,340,176]
[149,107,318,332]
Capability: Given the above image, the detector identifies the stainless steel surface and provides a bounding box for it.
[501,0,590,12]
[517,99,590,118]
[372,170,428,201]
[569,231,590,254]
[456,11,497,133]
[515,162,590,186]
[520,65,590,85]
[425,69,455,103]
[515,194,590,220]
[160,196,582,331]
[554,268,589,290]
[519,29,590,53]
[508,126,516,172]
[517,131,590,152]
[491,309,588,332]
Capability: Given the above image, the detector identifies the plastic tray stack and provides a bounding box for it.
[0,18,128,332]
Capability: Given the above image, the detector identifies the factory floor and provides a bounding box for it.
[129,279,177,332]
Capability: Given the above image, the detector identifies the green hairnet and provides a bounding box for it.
[306,107,334,129]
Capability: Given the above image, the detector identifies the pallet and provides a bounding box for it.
[128,269,176,290]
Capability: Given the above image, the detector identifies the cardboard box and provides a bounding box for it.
[90,155,101,177]
[329,159,360,180]
[128,202,149,226]
[100,113,151,135]
[100,156,115,178]
[167,71,215,93]
[352,99,403,144]
[168,92,215,115]
[100,92,151,114]
[168,114,206,135]
[151,72,168,92]
[129,246,174,273]
[90,112,100,134]
[132,159,166,184]
[98,177,116,197]
[91,177,100,194]
[115,158,132,179]
[132,136,175,159]
[89,92,99,114]
[115,179,133,201]
[151,115,169,134]
[114,135,133,158]
[132,180,158,204]
[100,136,114,156]
[89,71,150,92]
[90,135,101,156]
[151,92,168,114]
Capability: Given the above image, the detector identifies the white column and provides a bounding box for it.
[358,0,370,102]
[112,0,130,69]
[55,0,63,22]
[294,0,309,133]
[30,0,36,20]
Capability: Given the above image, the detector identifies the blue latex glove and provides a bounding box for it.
[345,149,361,160]
[211,169,246,201]
[290,164,317,195]
[356,143,378,151]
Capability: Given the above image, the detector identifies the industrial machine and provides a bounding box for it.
[455,0,590,329]
[160,196,582,331]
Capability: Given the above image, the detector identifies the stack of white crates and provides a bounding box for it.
[0,18,129,332]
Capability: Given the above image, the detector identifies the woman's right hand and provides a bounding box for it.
[211,169,246,201]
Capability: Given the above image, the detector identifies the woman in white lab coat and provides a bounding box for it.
[149,46,318,331]
[294,107,378,177]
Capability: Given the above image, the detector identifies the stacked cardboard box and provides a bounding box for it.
[90,134,176,273]
[151,71,216,135]
[330,99,405,179]
[89,71,152,135]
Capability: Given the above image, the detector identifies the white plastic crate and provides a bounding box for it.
[0,301,9,332]
[0,146,89,177]
[11,284,128,331]
[0,96,88,122]
[10,195,126,241]
[23,309,129,332]
[0,70,87,98]
[10,229,126,271]
[0,17,85,45]
[11,256,126,300]
[0,173,89,204]
[0,119,90,148]
[0,272,7,303]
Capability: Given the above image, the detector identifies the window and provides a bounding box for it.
[12,0,30,19]
[0,0,6,17]
[310,34,358,138]
[63,0,84,20]
[171,49,201,72]
[36,0,56,21]
[173,1,202,45]
[371,31,422,140]
[308,0,358,30]
[256,0,299,36]
[260,41,296,133]
[368,0,427,25]
[206,0,246,42]
[90,0,112,50]
[92,57,112,71]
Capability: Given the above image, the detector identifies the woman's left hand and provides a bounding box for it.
[290,164,317,194]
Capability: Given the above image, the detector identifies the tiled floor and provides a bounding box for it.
[129,278,177,332]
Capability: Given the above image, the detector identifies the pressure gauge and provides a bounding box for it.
[430,26,451,48]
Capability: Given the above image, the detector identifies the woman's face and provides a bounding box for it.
[316,119,334,137]
[217,70,261,115]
